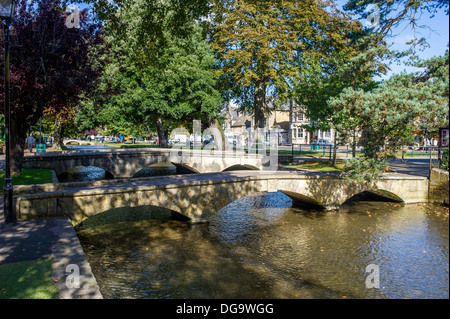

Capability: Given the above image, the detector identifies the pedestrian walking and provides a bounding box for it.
[26,134,35,153]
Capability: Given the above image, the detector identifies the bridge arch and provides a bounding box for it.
[63,140,93,146]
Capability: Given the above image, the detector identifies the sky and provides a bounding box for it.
[374,6,449,79]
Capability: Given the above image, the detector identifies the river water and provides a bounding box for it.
[76,193,449,299]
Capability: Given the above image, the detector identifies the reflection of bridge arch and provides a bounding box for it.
[222,164,260,172]
[57,166,115,182]
[15,173,428,225]
[75,205,184,229]
[170,163,200,174]
[131,162,199,178]
[341,189,404,205]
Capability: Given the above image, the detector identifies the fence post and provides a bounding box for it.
[429,146,433,178]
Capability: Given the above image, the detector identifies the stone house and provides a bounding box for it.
[221,99,335,145]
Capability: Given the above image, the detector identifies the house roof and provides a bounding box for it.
[232,115,252,127]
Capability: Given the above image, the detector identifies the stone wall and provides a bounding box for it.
[429,168,449,205]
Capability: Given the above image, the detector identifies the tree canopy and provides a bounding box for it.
[211,0,363,129]
[76,1,222,146]
[0,0,101,173]
[330,51,449,158]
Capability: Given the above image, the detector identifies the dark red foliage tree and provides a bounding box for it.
[0,0,101,174]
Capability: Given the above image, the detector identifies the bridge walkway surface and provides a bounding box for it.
[0,156,432,299]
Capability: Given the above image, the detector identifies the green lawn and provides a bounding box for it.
[286,161,345,172]
[0,169,53,193]
[0,259,59,299]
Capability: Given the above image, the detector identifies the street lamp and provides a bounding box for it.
[1,0,16,223]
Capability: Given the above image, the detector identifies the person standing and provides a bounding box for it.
[26,134,35,153]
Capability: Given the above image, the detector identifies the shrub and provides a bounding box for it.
[342,157,389,184]
[442,147,449,170]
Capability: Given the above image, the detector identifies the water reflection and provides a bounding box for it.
[58,166,108,183]
[133,163,178,178]
[77,194,449,299]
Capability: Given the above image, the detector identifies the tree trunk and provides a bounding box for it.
[208,117,226,151]
[254,80,266,130]
[155,117,168,148]
[253,80,266,153]
[288,98,293,144]
[332,130,338,166]
[53,116,64,149]
[10,113,26,176]
[352,129,356,158]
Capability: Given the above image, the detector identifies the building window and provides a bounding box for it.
[297,128,303,138]
[298,112,304,121]
[320,130,331,138]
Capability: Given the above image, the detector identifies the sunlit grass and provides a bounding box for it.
[287,161,345,172]
[0,169,53,193]
[0,259,58,299]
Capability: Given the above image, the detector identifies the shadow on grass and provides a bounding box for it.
[0,259,58,299]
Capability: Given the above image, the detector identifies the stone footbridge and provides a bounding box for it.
[22,148,266,178]
[14,171,429,224]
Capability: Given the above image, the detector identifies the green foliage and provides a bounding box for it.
[75,0,210,64]
[330,51,449,158]
[442,147,449,170]
[76,1,222,135]
[342,157,389,184]
[211,0,362,126]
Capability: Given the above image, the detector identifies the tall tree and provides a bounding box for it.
[295,40,392,163]
[0,0,100,174]
[211,0,362,131]
[79,2,222,147]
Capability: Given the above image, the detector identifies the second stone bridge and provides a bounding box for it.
[22,148,268,178]
[14,171,429,224]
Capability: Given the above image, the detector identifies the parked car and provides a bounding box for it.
[203,136,215,147]
[317,139,334,147]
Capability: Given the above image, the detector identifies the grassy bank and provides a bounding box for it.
[285,161,345,172]
[0,169,53,193]
[0,259,58,299]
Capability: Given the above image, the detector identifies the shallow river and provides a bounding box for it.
[77,193,449,299]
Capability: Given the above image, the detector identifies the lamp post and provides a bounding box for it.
[1,0,16,223]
